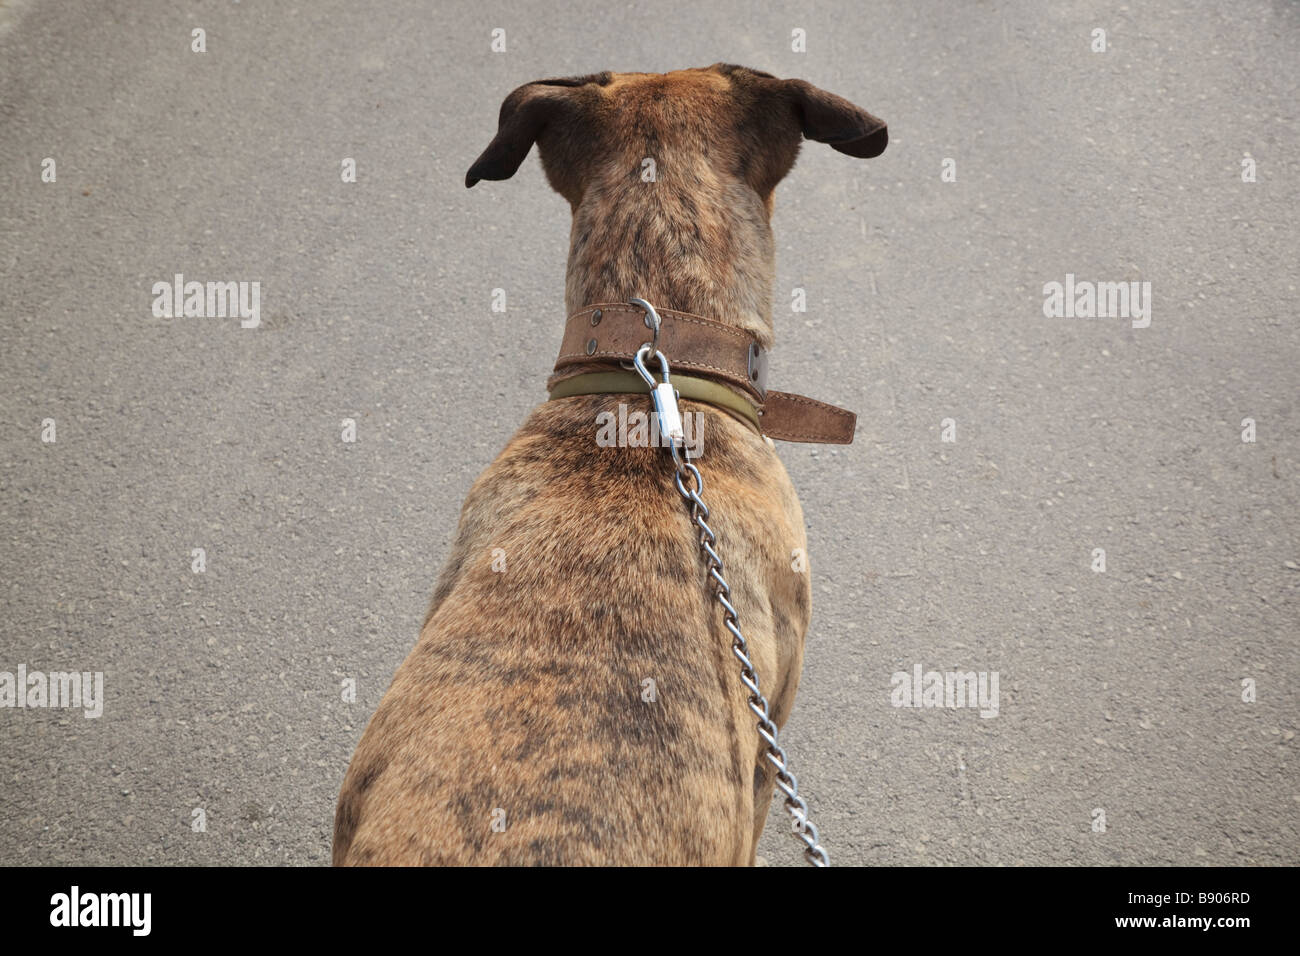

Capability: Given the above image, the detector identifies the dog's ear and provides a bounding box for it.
[465,74,609,188]
[783,79,888,158]
[717,64,887,162]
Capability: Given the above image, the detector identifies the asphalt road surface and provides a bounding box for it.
[1,0,1296,866]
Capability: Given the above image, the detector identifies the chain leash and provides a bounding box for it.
[628,297,829,867]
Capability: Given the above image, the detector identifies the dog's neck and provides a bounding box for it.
[563,179,777,349]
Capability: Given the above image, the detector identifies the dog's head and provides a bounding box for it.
[466,65,886,332]
[465,64,886,211]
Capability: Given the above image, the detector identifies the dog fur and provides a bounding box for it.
[333,64,886,866]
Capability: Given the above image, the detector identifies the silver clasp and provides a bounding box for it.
[630,298,685,451]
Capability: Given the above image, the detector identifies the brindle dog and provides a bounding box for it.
[333,64,886,865]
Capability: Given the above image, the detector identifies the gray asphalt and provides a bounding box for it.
[1,0,1296,867]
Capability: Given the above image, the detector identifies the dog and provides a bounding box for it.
[333,64,886,866]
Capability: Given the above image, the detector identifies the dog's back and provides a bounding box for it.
[333,395,809,865]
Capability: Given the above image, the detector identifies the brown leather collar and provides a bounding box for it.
[547,303,857,444]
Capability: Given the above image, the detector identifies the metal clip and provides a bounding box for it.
[633,343,684,448]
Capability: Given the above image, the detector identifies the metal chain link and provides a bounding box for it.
[629,298,828,867]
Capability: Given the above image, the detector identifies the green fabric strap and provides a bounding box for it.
[548,370,761,433]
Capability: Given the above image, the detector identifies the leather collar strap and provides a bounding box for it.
[547,303,857,444]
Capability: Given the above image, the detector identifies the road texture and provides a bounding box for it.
[1,0,1296,866]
